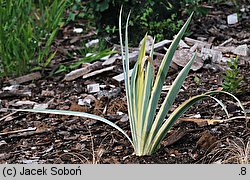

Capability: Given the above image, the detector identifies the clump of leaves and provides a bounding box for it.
[222,56,243,95]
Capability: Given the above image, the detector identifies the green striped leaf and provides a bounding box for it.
[16,108,134,148]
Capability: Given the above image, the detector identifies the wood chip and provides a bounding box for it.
[201,48,223,63]
[172,49,203,71]
[153,39,172,51]
[112,69,133,82]
[64,61,103,81]
[184,37,212,49]
[64,63,91,81]
[178,117,222,127]
[82,66,115,79]
[196,130,217,150]
[162,128,197,147]
[0,111,17,122]
[9,72,41,85]
[102,54,120,66]
[212,46,235,53]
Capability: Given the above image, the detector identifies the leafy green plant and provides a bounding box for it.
[222,56,243,94]
[88,0,183,45]
[54,49,116,74]
[0,0,66,77]
[66,0,93,24]
[16,10,245,156]
[134,3,182,42]
[181,0,209,17]
[89,0,110,13]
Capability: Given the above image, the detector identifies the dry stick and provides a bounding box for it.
[86,125,96,164]
[219,37,233,47]
[0,111,17,122]
[0,127,37,136]
[179,116,250,123]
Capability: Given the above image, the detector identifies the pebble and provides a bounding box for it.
[120,114,129,122]
[22,159,39,164]
[227,13,238,25]
[73,27,83,34]
[87,84,100,93]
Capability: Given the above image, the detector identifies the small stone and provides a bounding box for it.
[227,13,238,25]
[87,84,100,93]
[85,39,99,48]
[120,114,129,122]
[73,27,83,33]
[240,8,245,12]
[78,99,89,106]
[117,111,124,116]
[219,25,228,30]
[78,95,96,106]
[0,140,7,147]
